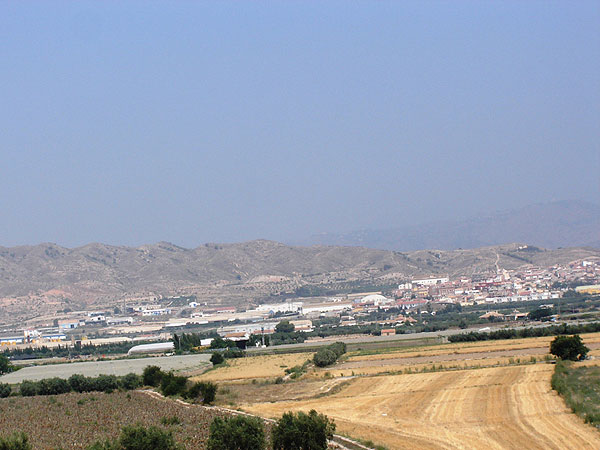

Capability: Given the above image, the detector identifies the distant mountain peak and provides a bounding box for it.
[300,200,600,251]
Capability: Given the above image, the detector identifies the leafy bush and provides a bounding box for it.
[328,342,346,358]
[93,375,120,393]
[36,377,70,395]
[87,424,181,450]
[0,432,31,450]
[142,366,164,387]
[0,383,11,398]
[184,381,217,405]
[210,353,224,365]
[313,342,347,367]
[272,410,335,450]
[550,335,589,361]
[160,372,188,397]
[207,415,266,450]
[69,374,93,393]
[313,349,337,367]
[120,373,141,390]
[19,381,38,397]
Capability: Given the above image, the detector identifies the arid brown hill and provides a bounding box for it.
[0,240,598,302]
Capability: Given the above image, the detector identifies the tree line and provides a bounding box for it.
[448,322,600,343]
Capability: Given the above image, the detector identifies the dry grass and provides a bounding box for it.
[244,364,600,449]
[0,391,226,449]
[191,352,313,382]
[347,332,600,362]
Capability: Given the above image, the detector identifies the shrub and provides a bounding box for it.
[87,424,181,450]
[69,374,94,393]
[37,377,70,396]
[272,409,335,450]
[210,353,224,365]
[19,381,38,397]
[550,335,589,361]
[313,349,337,368]
[93,374,120,393]
[160,372,188,397]
[142,366,164,387]
[0,355,14,376]
[207,415,266,450]
[328,342,346,358]
[120,373,141,391]
[0,383,11,398]
[184,381,217,405]
[0,432,31,450]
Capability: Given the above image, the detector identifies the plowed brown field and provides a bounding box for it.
[244,364,600,449]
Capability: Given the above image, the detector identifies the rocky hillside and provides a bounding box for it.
[0,240,598,302]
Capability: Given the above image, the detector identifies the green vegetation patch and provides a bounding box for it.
[552,360,600,428]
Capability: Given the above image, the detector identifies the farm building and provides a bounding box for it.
[127,342,174,355]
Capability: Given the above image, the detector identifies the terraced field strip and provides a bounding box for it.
[191,352,313,382]
[244,364,600,450]
[346,332,600,362]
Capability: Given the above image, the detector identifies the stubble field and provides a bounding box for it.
[225,333,600,449]
[244,363,600,449]
[191,352,313,382]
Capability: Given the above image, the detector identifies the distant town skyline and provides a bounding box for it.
[1,2,598,248]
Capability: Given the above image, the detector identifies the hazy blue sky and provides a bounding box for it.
[1,1,598,248]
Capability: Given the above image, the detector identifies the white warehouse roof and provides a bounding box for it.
[127,342,174,355]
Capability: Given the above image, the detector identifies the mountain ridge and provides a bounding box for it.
[298,200,600,251]
[0,240,599,305]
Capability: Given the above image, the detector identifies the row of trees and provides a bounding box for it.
[448,322,600,343]
[1,366,216,404]
[10,372,142,398]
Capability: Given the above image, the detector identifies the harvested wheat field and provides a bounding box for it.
[326,334,600,377]
[191,352,313,382]
[347,333,600,362]
[244,363,600,450]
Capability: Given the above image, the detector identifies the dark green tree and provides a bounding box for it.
[0,355,13,375]
[275,321,295,333]
[210,353,224,365]
[160,372,188,397]
[528,308,552,321]
[142,366,164,387]
[207,415,266,450]
[550,335,589,361]
[272,410,335,450]
[184,381,217,405]
[0,383,11,398]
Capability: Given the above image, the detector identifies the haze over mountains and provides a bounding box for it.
[0,240,599,305]
[0,200,598,306]
[300,201,600,251]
